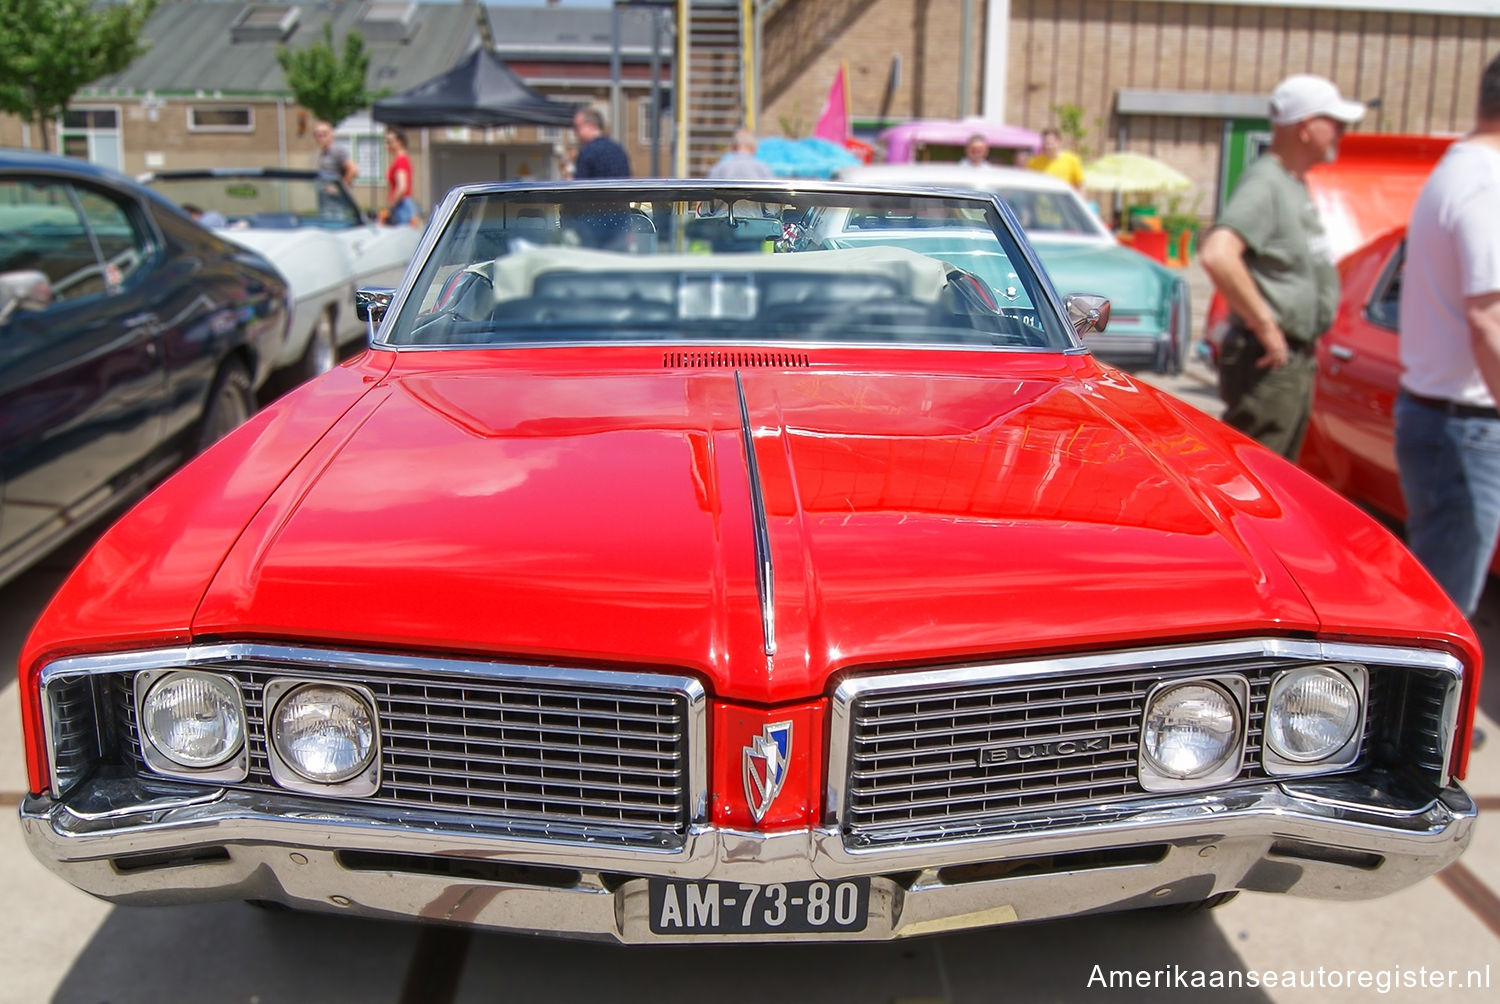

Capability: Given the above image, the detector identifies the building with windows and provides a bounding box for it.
[5,1,1498,217]
[761,0,1500,215]
[0,2,670,213]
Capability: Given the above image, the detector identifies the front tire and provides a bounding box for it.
[197,361,255,453]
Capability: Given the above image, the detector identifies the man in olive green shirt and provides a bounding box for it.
[1201,74,1365,460]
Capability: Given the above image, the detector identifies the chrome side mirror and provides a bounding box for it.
[1064,294,1111,335]
[0,270,53,325]
[354,286,396,338]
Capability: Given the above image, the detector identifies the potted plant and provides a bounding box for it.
[1161,195,1202,265]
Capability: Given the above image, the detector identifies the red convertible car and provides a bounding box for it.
[18,181,1481,942]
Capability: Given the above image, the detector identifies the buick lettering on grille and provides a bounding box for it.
[979,735,1110,765]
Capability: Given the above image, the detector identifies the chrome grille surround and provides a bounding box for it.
[40,644,707,847]
[829,639,1464,849]
[42,675,102,796]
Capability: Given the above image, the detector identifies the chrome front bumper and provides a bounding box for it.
[21,776,1476,943]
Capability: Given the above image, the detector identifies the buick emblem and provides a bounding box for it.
[742,721,793,823]
[980,735,1108,765]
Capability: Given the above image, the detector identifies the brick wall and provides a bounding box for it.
[1012,2,1500,213]
[0,98,299,176]
[763,0,1500,217]
[763,0,987,134]
[0,93,664,207]
[1010,2,1500,139]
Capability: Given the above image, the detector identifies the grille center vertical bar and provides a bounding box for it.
[734,371,777,658]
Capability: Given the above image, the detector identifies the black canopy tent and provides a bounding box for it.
[372,47,578,127]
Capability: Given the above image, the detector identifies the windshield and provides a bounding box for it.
[148,174,363,230]
[386,186,1074,352]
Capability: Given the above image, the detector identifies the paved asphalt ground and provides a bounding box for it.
[4,265,1500,1002]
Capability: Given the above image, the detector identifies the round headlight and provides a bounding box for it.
[270,684,376,783]
[1142,682,1240,779]
[1267,667,1360,762]
[142,671,245,768]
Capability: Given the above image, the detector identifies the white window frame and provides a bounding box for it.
[344,131,386,186]
[58,105,123,169]
[638,98,667,147]
[187,105,255,133]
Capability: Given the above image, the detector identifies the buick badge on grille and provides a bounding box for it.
[742,721,792,822]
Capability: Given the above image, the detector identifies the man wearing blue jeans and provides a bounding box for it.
[1397,50,1500,617]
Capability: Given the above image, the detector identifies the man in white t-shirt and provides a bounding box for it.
[1396,49,1500,616]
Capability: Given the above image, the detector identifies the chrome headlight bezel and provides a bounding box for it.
[135,669,249,782]
[264,678,382,796]
[1262,664,1367,775]
[1137,675,1248,792]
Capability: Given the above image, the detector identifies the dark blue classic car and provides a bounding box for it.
[0,150,289,587]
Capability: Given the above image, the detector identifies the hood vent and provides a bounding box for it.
[664,350,810,369]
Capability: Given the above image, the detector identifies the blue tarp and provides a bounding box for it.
[754,137,861,179]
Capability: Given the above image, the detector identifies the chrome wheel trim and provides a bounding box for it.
[306,311,337,376]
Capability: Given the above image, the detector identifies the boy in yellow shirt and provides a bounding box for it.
[1027,129,1085,190]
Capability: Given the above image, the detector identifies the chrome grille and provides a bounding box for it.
[845,667,1272,833]
[378,677,685,825]
[122,658,694,835]
[828,639,1446,840]
[1375,668,1450,776]
[1405,676,1450,773]
[46,676,101,793]
[834,645,1452,852]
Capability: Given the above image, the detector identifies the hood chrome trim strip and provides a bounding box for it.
[735,371,777,658]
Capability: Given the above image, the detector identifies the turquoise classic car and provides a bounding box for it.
[836,163,1190,373]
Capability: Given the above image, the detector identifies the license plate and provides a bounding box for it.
[648,878,870,934]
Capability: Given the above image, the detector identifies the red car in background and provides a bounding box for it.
[1298,228,1410,520]
[1297,226,1500,572]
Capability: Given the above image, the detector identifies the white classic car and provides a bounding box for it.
[835,163,1191,373]
[143,168,422,388]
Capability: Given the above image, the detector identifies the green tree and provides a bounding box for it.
[1051,101,1098,160]
[277,21,379,126]
[0,0,159,152]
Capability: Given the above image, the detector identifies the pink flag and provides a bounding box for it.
[812,63,850,143]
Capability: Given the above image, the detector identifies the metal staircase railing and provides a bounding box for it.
[676,0,755,177]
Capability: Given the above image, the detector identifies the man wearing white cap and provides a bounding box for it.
[1202,74,1365,460]
[1395,51,1500,617]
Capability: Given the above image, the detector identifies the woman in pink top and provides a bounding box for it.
[384,128,419,225]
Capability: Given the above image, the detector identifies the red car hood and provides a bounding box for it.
[185,352,1371,703]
